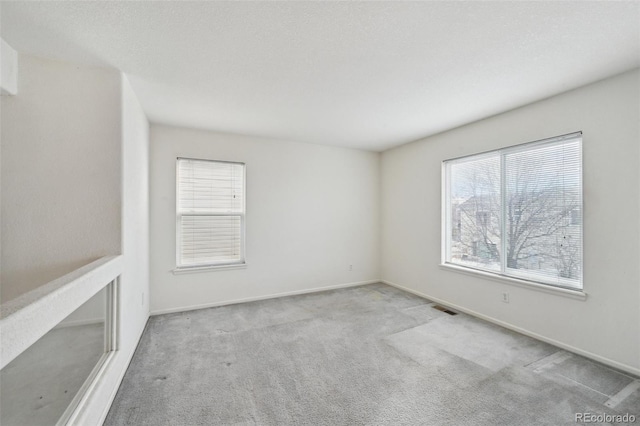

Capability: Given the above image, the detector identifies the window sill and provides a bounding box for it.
[439,263,587,301]
[172,263,247,274]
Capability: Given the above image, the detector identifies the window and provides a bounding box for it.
[176,158,245,269]
[443,132,582,290]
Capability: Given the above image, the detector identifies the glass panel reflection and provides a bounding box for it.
[1,287,108,426]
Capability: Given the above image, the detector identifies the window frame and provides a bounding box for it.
[175,157,246,271]
[441,132,583,292]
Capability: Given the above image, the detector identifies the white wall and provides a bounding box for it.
[150,124,380,314]
[1,54,121,302]
[381,69,640,374]
[119,74,150,323]
[76,74,150,426]
[0,53,149,424]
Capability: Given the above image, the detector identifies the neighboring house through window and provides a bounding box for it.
[176,158,246,269]
[443,132,583,290]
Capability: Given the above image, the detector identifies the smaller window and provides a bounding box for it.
[176,158,245,269]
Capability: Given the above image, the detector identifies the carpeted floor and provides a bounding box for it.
[105,283,640,425]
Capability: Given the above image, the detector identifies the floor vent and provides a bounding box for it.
[432,305,458,315]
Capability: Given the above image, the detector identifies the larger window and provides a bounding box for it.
[176,158,245,269]
[443,132,582,290]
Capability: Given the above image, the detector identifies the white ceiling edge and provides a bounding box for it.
[133,65,640,153]
[133,64,640,153]
[377,66,640,152]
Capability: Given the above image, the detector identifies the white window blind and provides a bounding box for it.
[444,132,582,290]
[176,158,245,268]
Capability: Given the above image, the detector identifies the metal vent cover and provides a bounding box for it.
[432,305,458,315]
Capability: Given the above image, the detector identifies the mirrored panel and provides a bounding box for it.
[1,285,111,426]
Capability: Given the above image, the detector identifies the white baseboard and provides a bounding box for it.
[382,279,640,378]
[150,280,381,316]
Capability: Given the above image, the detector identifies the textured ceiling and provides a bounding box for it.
[2,1,639,151]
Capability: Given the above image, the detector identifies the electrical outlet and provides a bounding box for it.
[349,264,353,271]
[502,292,509,303]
